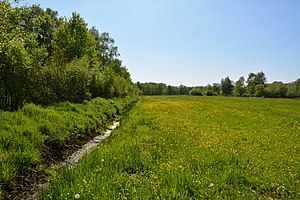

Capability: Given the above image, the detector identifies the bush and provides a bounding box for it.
[265,82,288,98]
[205,90,214,96]
[189,88,203,96]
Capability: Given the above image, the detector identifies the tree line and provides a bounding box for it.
[0,1,139,111]
[137,72,300,98]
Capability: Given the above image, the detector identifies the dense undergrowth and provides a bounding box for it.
[39,96,300,199]
[0,96,138,198]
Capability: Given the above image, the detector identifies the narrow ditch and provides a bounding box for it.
[5,98,138,200]
[63,120,119,167]
[19,120,120,200]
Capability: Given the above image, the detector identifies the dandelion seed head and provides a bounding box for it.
[75,193,80,199]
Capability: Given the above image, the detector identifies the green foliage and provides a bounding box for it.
[254,84,265,97]
[178,85,190,95]
[138,82,167,95]
[0,1,48,110]
[189,88,203,96]
[212,83,221,95]
[166,85,179,95]
[264,82,287,98]
[221,76,234,96]
[0,96,138,197]
[205,90,214,96]
[65,57,91,102]
[246,73,256,96]
[246,72,267,97]
[0,2,139,111]
[138,72,299,99]
[205,84,213,96]
[287,79,300,97]
[52,12,98,66]
[138,83,197,96]
[39,96,300,199]
[89,27,120,66]
[233,76,246,97]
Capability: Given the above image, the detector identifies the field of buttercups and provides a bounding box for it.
[39,96,300,199]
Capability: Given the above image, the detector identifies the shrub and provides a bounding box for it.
[206,90,214,96]
[189,88,203,96]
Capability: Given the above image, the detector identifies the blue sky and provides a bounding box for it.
[23,0,300,86]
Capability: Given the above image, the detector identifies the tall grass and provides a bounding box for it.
[0,96,138,198]
[39,96,300,199]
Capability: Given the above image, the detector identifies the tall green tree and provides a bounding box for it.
[233,76,246,97]
[52,12,98,66]
[212,83,221,95]
[254,71,267,85]
[246,71,267,97]
[18,4,61,54]
[221,77,234,96]
[89,27,119,67]
[179,85,189,95]
[246,73,256,96]
[0,1,47,110]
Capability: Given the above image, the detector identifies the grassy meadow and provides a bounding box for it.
[39,96,300,199]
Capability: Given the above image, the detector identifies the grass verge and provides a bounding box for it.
[0,96,138,198]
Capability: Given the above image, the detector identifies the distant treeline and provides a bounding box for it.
[137,72,300,98]
[0,1,139,111]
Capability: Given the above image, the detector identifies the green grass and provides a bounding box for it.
[0,96,138,198]
[39,96,300,199]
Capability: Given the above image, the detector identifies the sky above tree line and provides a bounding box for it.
[22,0,300,86]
